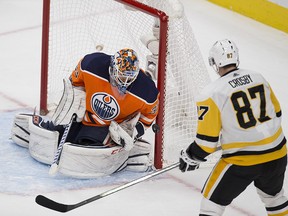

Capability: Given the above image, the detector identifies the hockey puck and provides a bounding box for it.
[152,124,160,133]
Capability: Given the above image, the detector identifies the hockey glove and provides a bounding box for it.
[109,121,135,151]
[179,149,202,172]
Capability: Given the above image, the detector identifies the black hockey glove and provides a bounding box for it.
[179,149,206,172]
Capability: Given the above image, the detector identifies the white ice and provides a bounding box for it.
[0,0,288,215]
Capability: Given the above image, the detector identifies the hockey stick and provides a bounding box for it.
[36,162,180,213]
[49,114,76,175]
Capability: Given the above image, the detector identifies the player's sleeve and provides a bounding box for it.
[136,93,159,138]
[194,97,221,155]
[269,86,282,117]
[70,59,85,87]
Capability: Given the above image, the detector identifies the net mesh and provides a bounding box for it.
[44,0,219,167]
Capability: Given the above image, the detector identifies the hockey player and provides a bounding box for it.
[11,48,159,178]
[179,39,288,215]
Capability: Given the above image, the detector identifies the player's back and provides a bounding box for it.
[202,68,286,166]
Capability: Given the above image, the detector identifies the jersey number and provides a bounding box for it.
[231,84,271,129]
[198,106,209,120]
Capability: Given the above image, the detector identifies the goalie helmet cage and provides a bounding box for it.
[40,0,213,169]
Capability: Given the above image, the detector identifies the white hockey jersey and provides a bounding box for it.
[195,68,287,166]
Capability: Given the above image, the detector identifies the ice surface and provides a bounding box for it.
[0,0,287,215]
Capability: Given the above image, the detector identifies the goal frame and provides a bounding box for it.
[40,0,169,169]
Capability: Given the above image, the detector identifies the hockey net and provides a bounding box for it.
[40,0,219,169]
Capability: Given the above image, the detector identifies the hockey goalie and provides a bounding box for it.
[11,48,159,178]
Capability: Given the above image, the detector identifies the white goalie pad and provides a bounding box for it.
[11,114,32,148]
[126,139,152,172]
[51,78,86,125]
[58,143,129,178]
[28,120,59,164]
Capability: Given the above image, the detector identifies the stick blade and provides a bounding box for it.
[35,195,70,213]
[49,163,58,175]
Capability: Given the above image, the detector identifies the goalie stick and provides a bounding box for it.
[36,162,180,213]
[49,114,76,175]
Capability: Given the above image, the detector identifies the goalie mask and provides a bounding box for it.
[109,48,140,94]
[208,39,239,74]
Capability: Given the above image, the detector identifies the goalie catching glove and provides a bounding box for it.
[179,146,207,172]
[109,112,141,151]
[109,121,135,151]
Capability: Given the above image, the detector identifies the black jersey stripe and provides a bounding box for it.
[266,200,288,211]
[222,137,286,158]
[196,133,219,142]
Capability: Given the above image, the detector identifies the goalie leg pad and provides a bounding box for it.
[11,114,32,148]
[28,120,59,164]
[58,143,129,178]
[126,139,152,172]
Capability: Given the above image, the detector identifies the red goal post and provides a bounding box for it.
[40,0,211,169]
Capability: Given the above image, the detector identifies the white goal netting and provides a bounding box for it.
[42,0,219,167]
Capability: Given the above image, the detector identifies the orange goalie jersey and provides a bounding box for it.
[70,52,159,128]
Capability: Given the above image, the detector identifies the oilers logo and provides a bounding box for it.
[91,92,119,120]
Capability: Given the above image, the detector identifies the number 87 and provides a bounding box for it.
[231,84,271,129]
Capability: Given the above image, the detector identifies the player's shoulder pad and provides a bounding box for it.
[196,78,222,103]
[80,52,111,80]
[129,70,159,103]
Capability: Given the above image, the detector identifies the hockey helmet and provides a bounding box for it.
[208,39,239,72]
[109,48,140,94]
